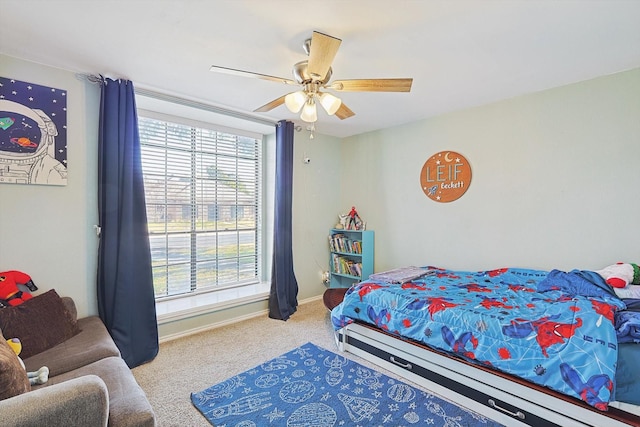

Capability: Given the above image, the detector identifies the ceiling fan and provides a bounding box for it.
[210,31,413,126]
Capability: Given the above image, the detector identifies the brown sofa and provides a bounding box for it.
[0,295,155,427]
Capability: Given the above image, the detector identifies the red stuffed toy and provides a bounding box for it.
[0,271,38,308]
[596,263,640,288]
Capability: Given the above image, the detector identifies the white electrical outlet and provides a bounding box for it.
[322,271,330,284]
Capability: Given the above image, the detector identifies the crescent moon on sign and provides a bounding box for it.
[444,152,452,162]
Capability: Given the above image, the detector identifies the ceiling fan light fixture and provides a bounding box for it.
[300,99,318,123]
[319,92,342,116]
[210,32,413,126]
[284,91,306,113]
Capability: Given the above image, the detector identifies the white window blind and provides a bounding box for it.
[139,114,262,299]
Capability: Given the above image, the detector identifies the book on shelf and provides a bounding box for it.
[331,254,363,278]
[328,233,362,254]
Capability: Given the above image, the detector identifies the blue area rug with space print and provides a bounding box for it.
[191,342,503,427]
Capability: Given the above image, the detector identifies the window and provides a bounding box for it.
[139,113,262,300]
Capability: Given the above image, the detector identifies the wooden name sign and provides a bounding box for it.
[420,151,472,203]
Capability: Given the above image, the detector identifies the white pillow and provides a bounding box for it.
[614,285,640,299]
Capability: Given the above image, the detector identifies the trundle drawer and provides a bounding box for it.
[341,333,559,427]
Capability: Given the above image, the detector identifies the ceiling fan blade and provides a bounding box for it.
[210,65,297,85]
[254,95,287,113]
[335,102,355,120]
[330,78,413,92]
[307,31,342,81]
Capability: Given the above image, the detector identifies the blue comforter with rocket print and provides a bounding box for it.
[331,267,626,410]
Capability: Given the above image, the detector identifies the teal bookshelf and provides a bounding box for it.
[328,229,374,288]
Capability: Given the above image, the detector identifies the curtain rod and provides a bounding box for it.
[77,73,278,128]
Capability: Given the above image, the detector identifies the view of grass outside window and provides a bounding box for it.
[138,114,262,299]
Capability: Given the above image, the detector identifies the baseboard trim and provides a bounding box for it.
[159,294,323,343]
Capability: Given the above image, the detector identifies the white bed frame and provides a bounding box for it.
[336,323,640,427]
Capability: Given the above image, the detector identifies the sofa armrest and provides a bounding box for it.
[0,375,109,427]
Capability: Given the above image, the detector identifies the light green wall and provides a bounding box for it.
[291,131,344,299]
[341,68,640,272]
[0,54,342,331]
[0,55,100,318]
[2,53,638,337]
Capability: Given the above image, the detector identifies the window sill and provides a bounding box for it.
[155,282,270,324]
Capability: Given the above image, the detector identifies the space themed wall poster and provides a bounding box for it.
[0,76,68,186]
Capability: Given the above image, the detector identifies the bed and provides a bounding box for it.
[330,266,640,426]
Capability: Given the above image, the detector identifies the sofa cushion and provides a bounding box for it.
[35,356,155,427]
[0,289,80,359]
[24,316,121,377]
[0,335,31,400]
[0,375,109,427]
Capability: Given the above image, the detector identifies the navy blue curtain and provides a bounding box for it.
[97,78,159,368]
[269,120,299,320]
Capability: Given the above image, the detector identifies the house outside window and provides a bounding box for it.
[138,113,263,300]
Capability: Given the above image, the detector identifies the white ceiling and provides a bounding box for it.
[1,0,639,138]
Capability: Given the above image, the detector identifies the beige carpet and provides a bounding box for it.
[132,297,484,426]
[132,298,347,426]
